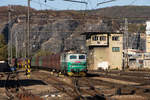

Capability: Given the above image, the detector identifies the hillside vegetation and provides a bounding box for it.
[0,34,7,60]
[91,6,150,18]
[1,6,150,22]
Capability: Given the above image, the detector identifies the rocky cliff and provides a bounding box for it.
[0,6,148,56]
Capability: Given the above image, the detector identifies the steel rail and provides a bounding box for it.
[36,72,106,99]
[5,71,43,100]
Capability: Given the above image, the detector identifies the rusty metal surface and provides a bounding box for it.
[35,56,39,67]
[39,54,61,71]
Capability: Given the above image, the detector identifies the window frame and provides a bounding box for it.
[79,55,86,59]
[112,36,120,41]
[92,35,98,41]
[112,47,120,52]
[70,55,77,59]
[99,36,106,41]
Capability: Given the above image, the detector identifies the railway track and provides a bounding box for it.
[30,68,150,99]
[85,71,150,99]
[89,70,150,83]
[4,71,43,100]
[12,68,149,100]
[34,71,106,100]
[74,77,150,100]
[34,72,78,99]
[90,70,150,78]
[73,77,106,100]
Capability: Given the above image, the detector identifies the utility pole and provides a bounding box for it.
[24,21,26,58]
[124,18,129,69]
[16,33,18,58]
[8,5,12,64]
[27,0,30,58]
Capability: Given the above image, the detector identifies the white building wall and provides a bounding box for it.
[146,21,150,52]
[146,21,150,34]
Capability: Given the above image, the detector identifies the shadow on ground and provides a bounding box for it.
[74,95,106,100]
[0,79,47,88]
[85,73,100,77]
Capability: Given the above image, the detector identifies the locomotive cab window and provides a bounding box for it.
[79,55,85,59]
[70,55,77,59]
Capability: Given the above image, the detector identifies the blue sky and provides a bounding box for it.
[1,0,150,10]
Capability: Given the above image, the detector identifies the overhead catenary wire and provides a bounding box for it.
[97,0,117,6]
[129,0,138,5]
[6,0,148,56]
[63,0,88,5]
[17,15,150,20]
[87,0,95,10]
[31,0,57,10]
[0,0,146,61]
[39,0,43,10]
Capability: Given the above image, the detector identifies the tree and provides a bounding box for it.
[128,24,146,33]
[0,34,6,47]
[0,34,7,61]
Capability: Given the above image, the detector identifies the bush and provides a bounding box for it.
[0,34,7,60]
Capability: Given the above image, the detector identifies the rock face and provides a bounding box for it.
[0,6,147,56]
[10,17,109,54]
[3,8,118,56]
[41,19,80,53]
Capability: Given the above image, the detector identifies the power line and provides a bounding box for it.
[31,0,57,10]
[130,0,138,5]
[39,0,43,10]
[87,0,94,10]
[63,0,88,5]
[97,0,117,6]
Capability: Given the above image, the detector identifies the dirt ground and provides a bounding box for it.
[0,70,150,100]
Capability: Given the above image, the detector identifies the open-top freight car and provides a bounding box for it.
[31,53,87,76]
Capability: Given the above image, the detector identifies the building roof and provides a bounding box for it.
[81,31,123,35]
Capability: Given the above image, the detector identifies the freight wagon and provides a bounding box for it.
[0,61,11,72]
[31,53,87,76]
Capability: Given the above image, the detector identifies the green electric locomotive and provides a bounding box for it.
[31,53,87,76]
[61,53,87,76]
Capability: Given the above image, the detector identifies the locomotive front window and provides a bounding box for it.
[70,55,77,59]
[79,55,85,59]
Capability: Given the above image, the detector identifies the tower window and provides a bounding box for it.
[112,36,119,41]
[92,36,98,41]
[100,36,106,41]
[112,47,120,52]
